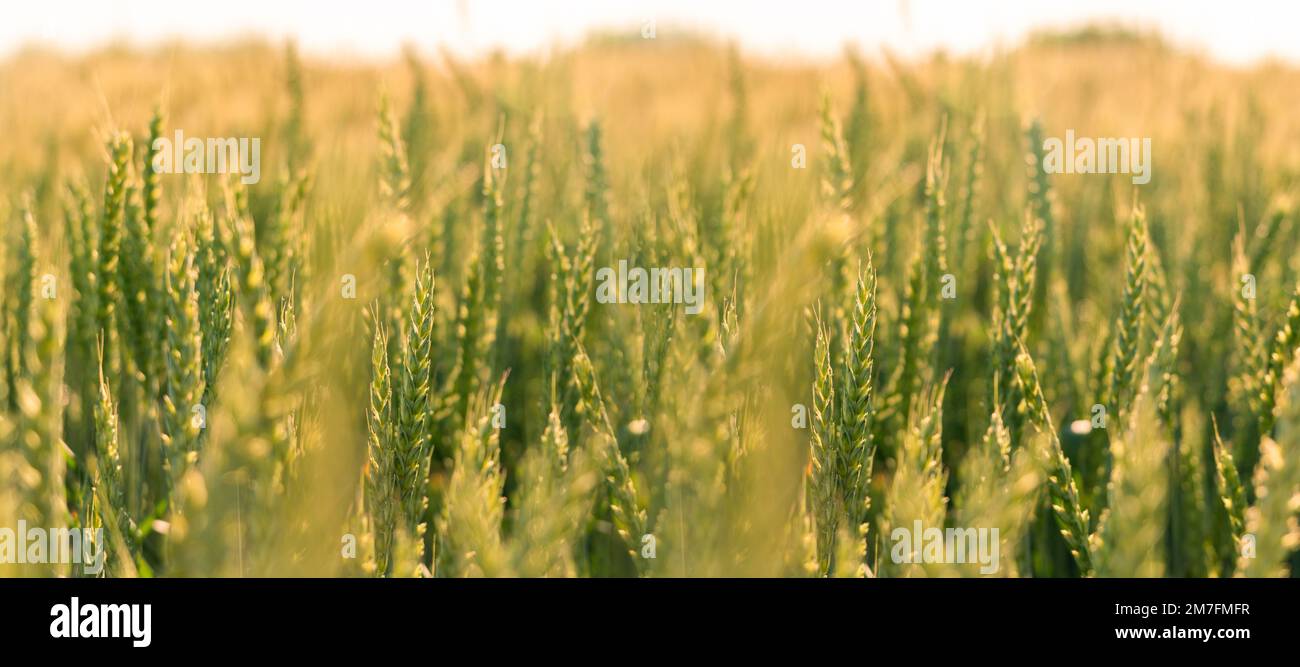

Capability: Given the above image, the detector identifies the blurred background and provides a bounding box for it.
[3,0,1300,64]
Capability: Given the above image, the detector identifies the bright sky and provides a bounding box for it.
[2,0,1298,64]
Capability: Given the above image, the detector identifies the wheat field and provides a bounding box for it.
[1,26,1299,578]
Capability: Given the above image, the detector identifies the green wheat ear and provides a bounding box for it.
[120,113,165,386]
[64,182,99,372]
[838,256,877,533]
[160,226,205,485]
[1024,119,1056,281]
[377,90,411,216]
[1109,204,1149,423]
[141,108,164,231]
[262,171,309,305]
[92,134,133,385]
[991,208,1043,444]
[396,253,435,557]
[92,342,142,573]
[1230,217,1265,378]
[1259,282,1300,435]
[364,313,398,576]
[1212,421,1246,550]
[225,182,278,371]
[818,89,853,213]
[809,308,839,576]
[547,213,599,436]
[571,342,647,575]
[1015,347,1094,575]
[193,195,233,408]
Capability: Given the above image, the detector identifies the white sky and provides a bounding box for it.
[2,0,1298,64]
